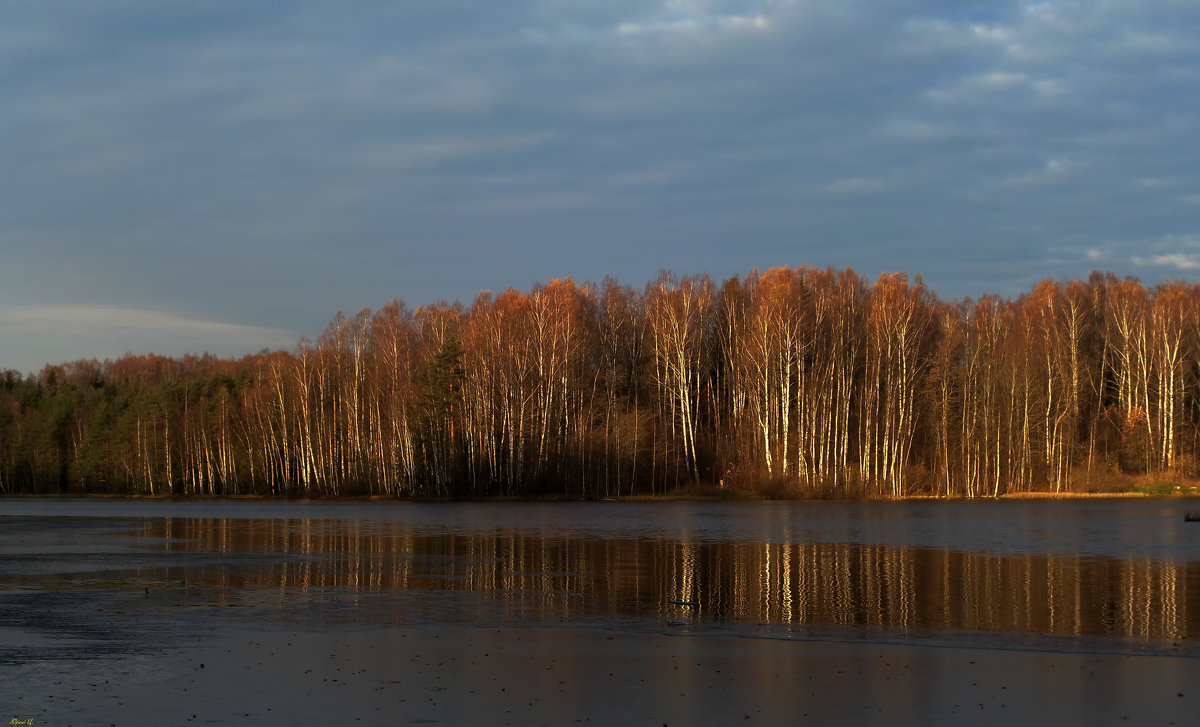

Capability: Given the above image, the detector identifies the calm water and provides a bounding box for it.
[3,498,1200,664]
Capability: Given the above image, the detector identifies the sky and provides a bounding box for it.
[2,0,1199,374]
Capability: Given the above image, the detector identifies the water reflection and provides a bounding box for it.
[132,518,1200,648]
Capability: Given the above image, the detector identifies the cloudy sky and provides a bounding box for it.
[2,0,1199,373]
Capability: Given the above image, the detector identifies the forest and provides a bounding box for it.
[0,267,1196,499]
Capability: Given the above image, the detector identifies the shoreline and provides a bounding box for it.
[3,490,1197,502]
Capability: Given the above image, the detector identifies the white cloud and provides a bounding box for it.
[1045,158,1068,174]
[0,305,278,335]
[611,0,782,40]
[524,0,785,47]
[969,23,1015,44]
[1133,253,1200,270]
[927,71,1033,103]
[901,16,1029,59]
[1126,234,1200,271]
[978,72,1027,88]
[1007,158,1074,186]
[0,306,297,372]
[616,13,768,38]
[1032,79,1067,98]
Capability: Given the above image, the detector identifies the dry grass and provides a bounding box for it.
[999,490,1154,499]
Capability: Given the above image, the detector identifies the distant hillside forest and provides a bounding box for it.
[1,268,1197,498]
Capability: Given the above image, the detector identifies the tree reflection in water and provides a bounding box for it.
[134,517,1199,648]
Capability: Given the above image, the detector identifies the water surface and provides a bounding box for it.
[3,498,1199,664]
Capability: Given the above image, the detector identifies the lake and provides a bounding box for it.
[4,497,1200,659]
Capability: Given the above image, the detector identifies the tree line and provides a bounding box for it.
[1,267,1196,498]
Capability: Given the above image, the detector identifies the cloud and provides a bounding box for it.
[899,17,1020,58]
[1006,158,1074,187]
[878,120,959,142]
[926,71,1034,104]
[352,132,557,171]
[611,0,783,40]
[616,14,769,38]
[466,192,591,214]
[343,56,499,114]
[605,164,694,188]
[826,177,891,195]
[1125,234,1200,271]
[1134,253,1200,270]
[969,23,1015,46]
[522,0,786,50]
[3,0,1200,363]
[0,306,297,373]
[977,71,1027,88]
